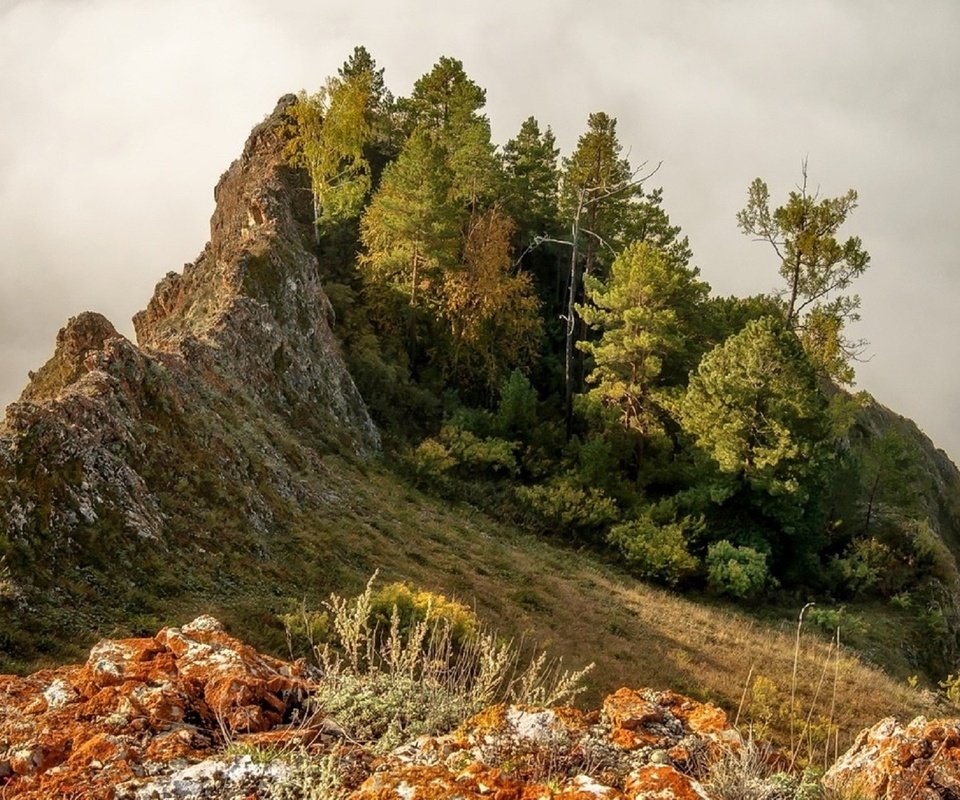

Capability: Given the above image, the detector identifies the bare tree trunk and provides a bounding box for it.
[564,191,585,439]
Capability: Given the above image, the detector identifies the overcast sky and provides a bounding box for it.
[1,0,958,460]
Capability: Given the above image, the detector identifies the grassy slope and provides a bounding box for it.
[1,445,936,752]
[158,454,936,752]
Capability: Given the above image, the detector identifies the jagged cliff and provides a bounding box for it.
[0,97,377,655]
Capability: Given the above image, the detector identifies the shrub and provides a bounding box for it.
[297,575,593,754]
[939,673,960,708]
[706,541,769,599]
[267,751,345,800]
[441,426,518,477]
[369,582,478,647]
[608,516,699,587]
[704,738,822,800]
[805,606,866,637]
[495,369,538,440]
[412,426,519,488]
[278,603,329,651]
[889,591,914,610]
[573,436,627,498]
[410,438,458,485]
[830,537,892,596]
[516,477,619,541]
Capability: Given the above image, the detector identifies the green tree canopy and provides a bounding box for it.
[359,129,461,308]
[679,316,834,525]
[560,112,636,281]
[501,116,561,247]
[286,65,379,228]
[579,242,710,438]
[400,56,498,208]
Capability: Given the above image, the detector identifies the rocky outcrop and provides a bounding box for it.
[0,618,744,799]
[351,689,737,800]
[0,96,379,663]
[824,715,960,800]
[0,616,331,798]
[4,616,959,800]
[131,95,376,447]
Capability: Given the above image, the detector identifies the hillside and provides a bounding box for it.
[0,90,958,755]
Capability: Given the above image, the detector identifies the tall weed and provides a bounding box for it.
[290,574,593,753]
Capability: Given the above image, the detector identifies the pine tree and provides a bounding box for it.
[736,162,870,382]
[401,56,499,209]
[359,129,461,309]
[580,242,710,438]
[501,117,561,247]
[679,316,834,531]
[560,112,635,282]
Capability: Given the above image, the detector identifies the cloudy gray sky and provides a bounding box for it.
[1,0,958,460]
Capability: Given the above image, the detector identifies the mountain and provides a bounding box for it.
[0,95,958,734]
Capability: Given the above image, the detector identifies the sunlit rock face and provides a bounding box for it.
[823,715,960,800]
[0,617,745,800]
[0,96,379,648]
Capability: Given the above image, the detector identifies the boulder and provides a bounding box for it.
[823,715,960,800]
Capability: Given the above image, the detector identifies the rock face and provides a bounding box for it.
[824,715,960,800]
[0,618,742,799]
[0,96,379,662]
[0,616,321,798]
[130,96,376,444]
[351,689,737,800]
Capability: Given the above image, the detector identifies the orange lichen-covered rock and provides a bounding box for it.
[0,615,318,799]
[345,689,739,800]
[602,688,737,756]
[625,764,712,800]
[823,716,960,800]
[1,611,752,800]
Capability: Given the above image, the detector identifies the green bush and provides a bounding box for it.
[369,582,478,647]
[608,516,699,587]
[410,438,458,485]
[440,426,518,477]
[300,576,593,754]
[805,606,866,637]
[516,476,619,541]
[705,541,769,599]
[495,369,538,440]
[830,537,893,596]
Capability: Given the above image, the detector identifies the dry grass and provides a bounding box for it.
[23,452,932,754]
[221,456,934,754]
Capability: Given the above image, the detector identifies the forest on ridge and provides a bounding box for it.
[282,46,955,666]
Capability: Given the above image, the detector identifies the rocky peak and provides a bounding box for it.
[0,96,379,640]
[19,312,122,404]
[133,94,311,348]
[130,94,377,449]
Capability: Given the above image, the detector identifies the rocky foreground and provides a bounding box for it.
[0,617,957,799]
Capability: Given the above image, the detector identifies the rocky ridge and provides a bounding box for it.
[0,618,957,800]
[0,97,378,658]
